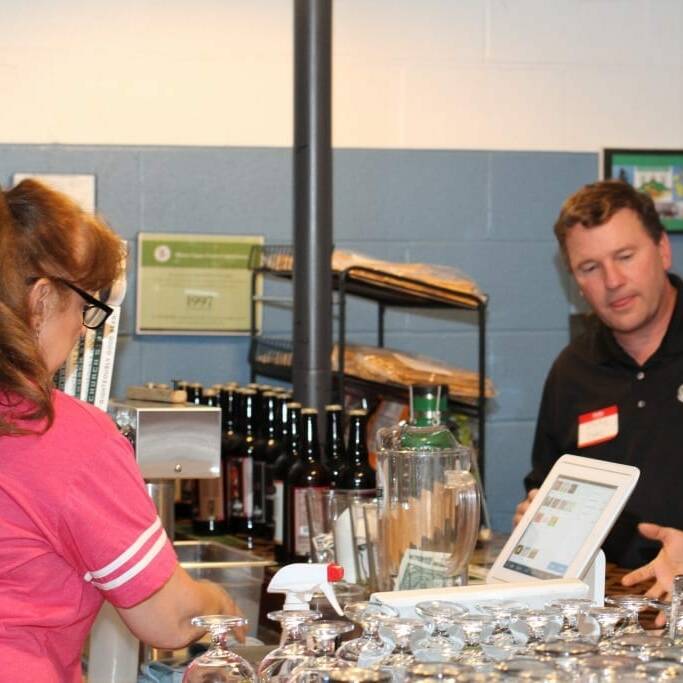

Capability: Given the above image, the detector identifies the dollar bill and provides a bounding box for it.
[395,548,463,590]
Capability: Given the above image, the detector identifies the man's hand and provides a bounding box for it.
[513,489,538,527]
[622,523,683,626]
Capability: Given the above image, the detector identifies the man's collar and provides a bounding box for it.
[587,273,683,365]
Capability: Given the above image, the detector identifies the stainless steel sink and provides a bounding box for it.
[174,541,274,636]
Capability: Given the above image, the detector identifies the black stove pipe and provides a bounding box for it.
[292,0,333,417]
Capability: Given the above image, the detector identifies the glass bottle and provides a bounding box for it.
[253,391,284,540]
[339,409,375,492]
[222,388,245,533]
[186,382,204,406]
[325,404,347,489]
[193,388,227,535]
[227,389,258,541]
[275,401,301,564]
[399,384,457,450]
[286,408,331,562]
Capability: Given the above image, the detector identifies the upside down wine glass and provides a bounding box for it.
[336,601,398,666]
[182,615,256,682]
[256,610,322,682]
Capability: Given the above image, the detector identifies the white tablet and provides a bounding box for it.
[488,454,639,583]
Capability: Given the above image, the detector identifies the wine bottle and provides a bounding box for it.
[228,389,258,542]
[222,388,245,532]
[193,388,227,535]
[253,391,283,539]
[324,404,347,489]
[275,401,301,563]
[286,408,331,562]
[339,409,376,492]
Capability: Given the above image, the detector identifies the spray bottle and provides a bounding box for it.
[257,564,345,681]
[267,562,345,615]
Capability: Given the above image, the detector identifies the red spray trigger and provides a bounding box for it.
[327,564,344,582]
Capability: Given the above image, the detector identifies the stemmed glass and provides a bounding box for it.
[336,601,398,666]
[412,600,467,662]
[578,606,630,643]
[546,598,595,634]
[605,594,652,633]
[182,615,255,682]
[288,620,355,682]
[256,610,321,682]
[512,608,563,644]
[451,613,497,666]
[372,617,426,682]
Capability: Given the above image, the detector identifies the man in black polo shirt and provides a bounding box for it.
[515,180,683,568]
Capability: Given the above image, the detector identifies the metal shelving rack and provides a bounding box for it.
[247,246,489,482]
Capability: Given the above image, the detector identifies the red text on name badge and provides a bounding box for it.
[577,405,619,448]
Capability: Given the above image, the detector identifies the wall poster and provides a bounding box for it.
[602,149,683,232]
[136,233,263,335]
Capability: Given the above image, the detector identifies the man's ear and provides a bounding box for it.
[658,232,673,271]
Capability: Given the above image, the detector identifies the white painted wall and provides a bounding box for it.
[0,0,681,151]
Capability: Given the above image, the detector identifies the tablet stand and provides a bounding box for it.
[581,549,606,605]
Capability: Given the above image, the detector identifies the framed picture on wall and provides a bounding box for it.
[136,232,263,335]
[602,148,683,232]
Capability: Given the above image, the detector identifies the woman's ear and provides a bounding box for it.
[27,278,53,335]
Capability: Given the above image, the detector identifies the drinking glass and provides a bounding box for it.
[306,489,335,563]
[546,598,595,633]
[310,581,368,621]
[578,606,630,642]
[306,490,378,585]
[362,501,381,593]
[605,594,652,633]
[512,608,563,643]
[608,632,667,660]
[450,613,497,667]
[412,600,467,662]
[372,617,426,682]
[288,620,355,682]
[182,615,255,683]
[336,601,398,666]
[256,610,321,682]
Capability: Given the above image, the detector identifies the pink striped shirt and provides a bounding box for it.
[0,391,177,681]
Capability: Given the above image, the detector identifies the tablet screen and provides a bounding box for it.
[503,475,617,579]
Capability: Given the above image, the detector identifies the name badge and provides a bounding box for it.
[578,405,619,448]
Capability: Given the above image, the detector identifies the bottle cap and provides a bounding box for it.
[327,564,344,582]
[348,408,367,417]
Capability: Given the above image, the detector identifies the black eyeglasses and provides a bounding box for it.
[60,280,113,330]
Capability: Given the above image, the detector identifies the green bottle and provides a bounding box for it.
[400,384,456,450]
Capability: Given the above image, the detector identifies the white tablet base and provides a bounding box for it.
[371,551,606,617]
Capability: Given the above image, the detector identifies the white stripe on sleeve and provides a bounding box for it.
[91,529,169,592]
[84,517,163,582]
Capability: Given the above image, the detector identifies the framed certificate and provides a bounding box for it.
[602,148,683,232]
[136,233,263,335]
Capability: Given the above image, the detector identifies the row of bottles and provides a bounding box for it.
[175,380,376,563]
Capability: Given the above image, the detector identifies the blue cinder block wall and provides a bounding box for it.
[4,144,677,531]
